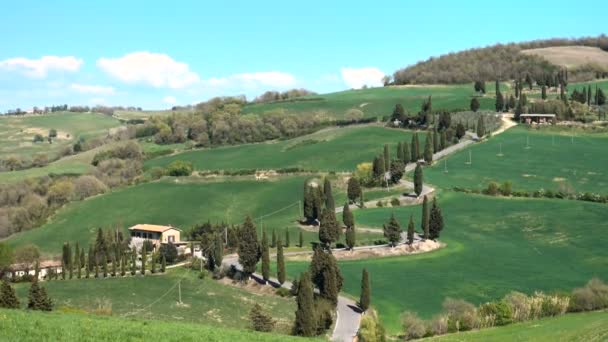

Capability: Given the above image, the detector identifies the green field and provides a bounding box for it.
[0,112,122,160]
[428,310,608,341]
[145,125,412,172]
[12,268,296,333]
[0,307,313,342]
[286,192,608,332]
[425,126,608,193]
[7,175,382,255]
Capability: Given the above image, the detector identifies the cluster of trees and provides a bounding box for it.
[570,86,606,106]
[389,97,436,129]
[3,105,142,116]
[392,35,608,85]
[0,279,52,311]
[400,278,608,340]
[302,178,335,225]
[254,89,317,103]
[382,195,444,246]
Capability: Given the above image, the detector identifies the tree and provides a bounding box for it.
[323,178,335,211]
[598,88,606,105]
[140,244,147,275]
[121,254,126,276]
[423,134,433,164]
[261,229,270,283]
[495,92,504,112]
[411,134,420,162]
[213,234,223,268]
[541,86,547,100]
[0,280,19,309]
[74,243,81,279]
[49,129,57,138]
[347,178,361,204]
[27,281,52,311]
[470,97,480,112]
[345,226,356,250]
[159,242,178,264]
[456,123,466,139]
[238,216,260,277]
[130,247,136,276]
[588,85,592,106]
[167,160,193,176]
[402,142,410,164]
[391,104,405,122]
[383,213,401,247]
[342,204,354,229]
[389,160,405,184]
[277,238,286,285]
[102,252,108,278]
[309,248,343,304]
[433,130,439,153]
[250,303,275,332]
[396,142,404,162]
[299,230,304,248]
[440,131,447,150]
[383,145,390,171]
[407,215,415,244]
[421,196,430,240]
[293,271,315,337]
[358,312,386,342]
[429,197,444,240]
[413,164,423,197]
[360,268,371,312]
[372,155,385,180]
[319,208,339,248]
[476,116,485,138]
[473,81,486,94]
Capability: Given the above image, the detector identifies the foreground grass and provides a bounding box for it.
[0,307,312,342]
[145,125,412,172]
[426,125,608,193]
[287,192,608,332]
[427,310,608,341]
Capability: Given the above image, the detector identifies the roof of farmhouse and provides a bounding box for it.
[520,114,556,117]
[128,224,180,233]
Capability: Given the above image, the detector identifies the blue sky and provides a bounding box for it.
[0,0,605,111]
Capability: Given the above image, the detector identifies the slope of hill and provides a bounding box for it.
[521,46,608,69]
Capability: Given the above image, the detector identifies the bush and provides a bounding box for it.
[504,291,532,322]
[315,298,334,335]
[479,301,512,327]
[390,198,401,207]
[376,200,384,208]
[401,311,426,340]
[73,175,108,200]
[538,292,570,317]
[158,242,178,263]
[149,167,168,180]
[249,303,275,332]
[428,315,448,336]
[275,287,292,297]
[33,134,44,143]
[484,182,500,196]
[358,311,386,342]
[499,181,512,196]
[570,278,608,312]
[442,298,478,332]
[167,160,193,177]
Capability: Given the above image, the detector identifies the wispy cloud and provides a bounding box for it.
[70,83,115,95]
[163,95,177,105]
[0,56,83,78]
[340,67,385,89]
[203,71,297,89]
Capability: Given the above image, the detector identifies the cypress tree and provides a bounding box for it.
[440,131,447,150]
[383,213,402,247]
[411,133,419,162]
[342,204,354,229]
[284,229,290,247]
[347,177,361,204]
[0,280,20,309]
[433,130,439,153]
[112,254,117,277]
[121,254,126,276]
[161,255,166,273]
[397,142,404,162]
[140,245,147,276]
[61,243,69,280]
[429,197,445,240]
[359,268,370,312]
[277,238,286,285]
[238,216,261,277]
[214,234,223,267]
[414,164,423,197]
[588,85,592,105]
[299,230,304,248]
[383,144,390,171]
[271,229,277,248]
[94,257,99,278]
[495,91,504,112]
[470,97,480,112]
[476,116,485,138]
[323,178,335,211]
[541,86,547,100]
[75,243,81,279]
[407,215,415,244]
[150,253,157,274]
[424,133,433,164]
[131,247,136,276]
[84,252,90,279]
[345,226,356,250]
[598,88,606,105]
[421,196,430,240]
[261,229,270,283]
[102,253,108,278]
[402,141,410,164]
[87,246,93,278]
[293,271,315,337]
[303,184,314,223]
[309,247,343,304]
[319,208,339,248]
[80,249,85,272]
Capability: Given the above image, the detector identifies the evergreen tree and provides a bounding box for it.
[407,215,415,244]
[429,197,444,240]
[588,85,592,105]
[150,253,157,274]
[293,271,315,337]
[411,133,420,162]
[345,226,356,250]
[421,196,430,240]
[396,142,404,162]
[0,280,20,309]
[389,160,405,184]
[476,116,485,138]
[94,257,99,278]
[433,130,439,153]
[323,177,335,211]
[359,268,370,312]
[249,303,275,332]
[283,229,289,247]
[112,253,117,276]
[414,164,423,197]
[402,141,410,164]
[342,204,354,229]
[423,133,433,164]
[495,91,504,112]
[383,213,402,247]
[470,97,480,112]
[271,229,277,248]
[299,230,304,248]
[303,184,314,223]
[102,253,108,278]
[121,254,126,276]
[27,281,52,311]
[161,255,166,273]
[75,243,81,279]
[130,247,136,276]
[347,177,361,204]
[598,88,606,105]
[140,245,147,276]
[309,248,343,304]
[509,94,516,109]
[261,229,270,283]
[277,238,286,285]
[238,216,261,276]
[440,131,447,150]
[383,144,390,171]
[319,208,340,248]
[214,233,223,267]
[541,86,547,100]
[372,155,385,180]
[84,253,90,279]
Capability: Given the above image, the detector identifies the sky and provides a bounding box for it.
[0,0,606,111]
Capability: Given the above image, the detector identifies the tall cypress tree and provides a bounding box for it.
[150,253,156,274]
[140,245,147,276]
[309,247,343,304]
[421,196,430,240]
[214,233,224,267]
[424,133,433,164]
[238,216,261,277]
[161,255,166,273]
[402,141,410,164]
[323,178,335,211]
[429,197,445,240]
[130,247,136,276]
[440,131,447,150]
[277,238,286,285]
[261,229,270,283]
[541,86,547,100]
[75,243,81,279]
[411,133,420,162]
[359,268,370,312]
[102,253,108,278]
[347,177,361,204]
[0,280,20,309]
[397,142,404,162]
[121,253,126,276]
[111,254,117,276]
[383,144,390,171]
[476,116,485,138]
[293,271,315,337]
[414,164,423,197]
[433,130,439,153]
[85,252,90,279]
[342,204,354,229]
[319,208,339,248]
[383,213,402,247]
[407,215,415,244]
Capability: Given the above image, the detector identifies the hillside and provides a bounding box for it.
[521,46,608,69]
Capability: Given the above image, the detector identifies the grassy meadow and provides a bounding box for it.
[425,125,608,193]
[145,125,412,172]
[286,192,608,332]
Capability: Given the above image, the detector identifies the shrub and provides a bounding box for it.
[73,175,108,200]
[570,278,608,312]
[358,311,386,342]
[390,198,401,206]
[537,292,569,317]
[376,200,384,208]
[249,303,275,332]
[428,315,448,336]
[33,134,44,143]
[484,182,499,196]
[504,291,532,322]
[442,298,478,332]
[275,287,291,297]
[149,167,168,180]
[499,181,512,196]
[315,298,334,335]
[167,160,193,177]
[158,242,178,263]
[401,311,426,340]
[479,301,512,327]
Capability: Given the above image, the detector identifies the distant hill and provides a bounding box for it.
[393,35,608,84]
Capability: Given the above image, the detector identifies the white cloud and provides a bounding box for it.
[70,83,115,95]
[97,52,200,89]
[163,96,177,105]
[202,71,297,89]
[340,67,385,89]
[0,56,83,78]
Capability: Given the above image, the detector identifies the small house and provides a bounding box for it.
[520,114,556,124]
[128,224,182,250]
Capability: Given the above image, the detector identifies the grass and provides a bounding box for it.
[145,125,413,172]
[0,307,314,341]
[427,310,608,341]
[12,267,297,333]
[521,46,608,69]
[0,112,122,160]
[8,175,382,255]
[425,125,608,193]
[286,192,608,333]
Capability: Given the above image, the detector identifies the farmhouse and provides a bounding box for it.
[128,224,182,250]
[9,260,62,281]
[520,113,556,124]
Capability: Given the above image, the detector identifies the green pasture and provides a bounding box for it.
[425,125,608,193]
[286,192,608,332]
[145,125,412,172]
